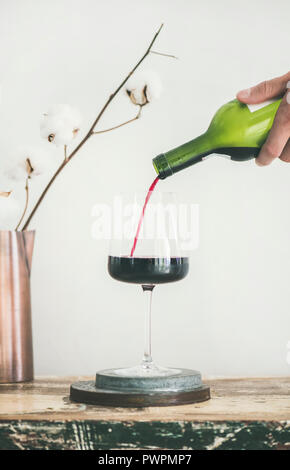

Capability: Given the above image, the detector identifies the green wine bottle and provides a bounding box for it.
[153,98,281,179]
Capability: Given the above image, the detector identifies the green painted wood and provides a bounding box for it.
[0,420,290,450]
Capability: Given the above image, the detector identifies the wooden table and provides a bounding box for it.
[0,377,289,450]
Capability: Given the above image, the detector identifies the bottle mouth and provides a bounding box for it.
[152,154,173,180]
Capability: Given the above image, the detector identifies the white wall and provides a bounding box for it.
[1,0,290,377]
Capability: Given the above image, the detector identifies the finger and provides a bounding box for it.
[237,71,290,104]
[279,139,290,163]
[256,94,290,166]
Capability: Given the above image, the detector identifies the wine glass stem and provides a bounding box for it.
[141,285,155,368]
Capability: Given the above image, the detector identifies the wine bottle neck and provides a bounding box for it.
[153,132,213,179]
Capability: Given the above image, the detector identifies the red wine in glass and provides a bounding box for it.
[108,256,189,285]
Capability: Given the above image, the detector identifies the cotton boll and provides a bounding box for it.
[21,147,51,178]
[125,70,163,106]
[40,120,76,147]
[4,161,27,183]
[40,116,64,141]
[40,104,82,146]
[47,104,82,126]
[19,145,54,178]
[5,145,56,181]
[0,194,20,230]
[49,126,76,147]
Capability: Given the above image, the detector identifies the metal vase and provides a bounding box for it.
[0,230,35,383]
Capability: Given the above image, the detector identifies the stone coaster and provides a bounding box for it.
[95,367,203,392]
[70,368,210,407]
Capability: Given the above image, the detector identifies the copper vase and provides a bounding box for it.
[0,230,35,383]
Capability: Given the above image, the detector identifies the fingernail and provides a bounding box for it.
[237,88,251,99]
[287,91,290,104]
[286,81,290,89]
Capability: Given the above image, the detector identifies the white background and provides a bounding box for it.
[1,0,290,377]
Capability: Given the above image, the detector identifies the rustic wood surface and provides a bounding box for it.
[0,376,289,450]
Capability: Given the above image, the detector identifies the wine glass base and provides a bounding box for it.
[109,364,180,378]
[70,367,210,407]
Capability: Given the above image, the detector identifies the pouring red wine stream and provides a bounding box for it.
[130,176,159,257]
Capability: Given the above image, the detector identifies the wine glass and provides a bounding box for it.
[70,189,210,406]
[107,191,189,378]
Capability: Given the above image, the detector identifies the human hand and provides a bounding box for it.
[237,72,290,166]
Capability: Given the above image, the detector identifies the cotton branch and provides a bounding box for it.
[92,106,142,135]
[150,50,178,59]
[15,178,29,231]
[21,24,165,231]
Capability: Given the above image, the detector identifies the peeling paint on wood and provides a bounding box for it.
[0,420,290,450]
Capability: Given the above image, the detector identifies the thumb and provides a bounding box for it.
[236,73,289,104]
